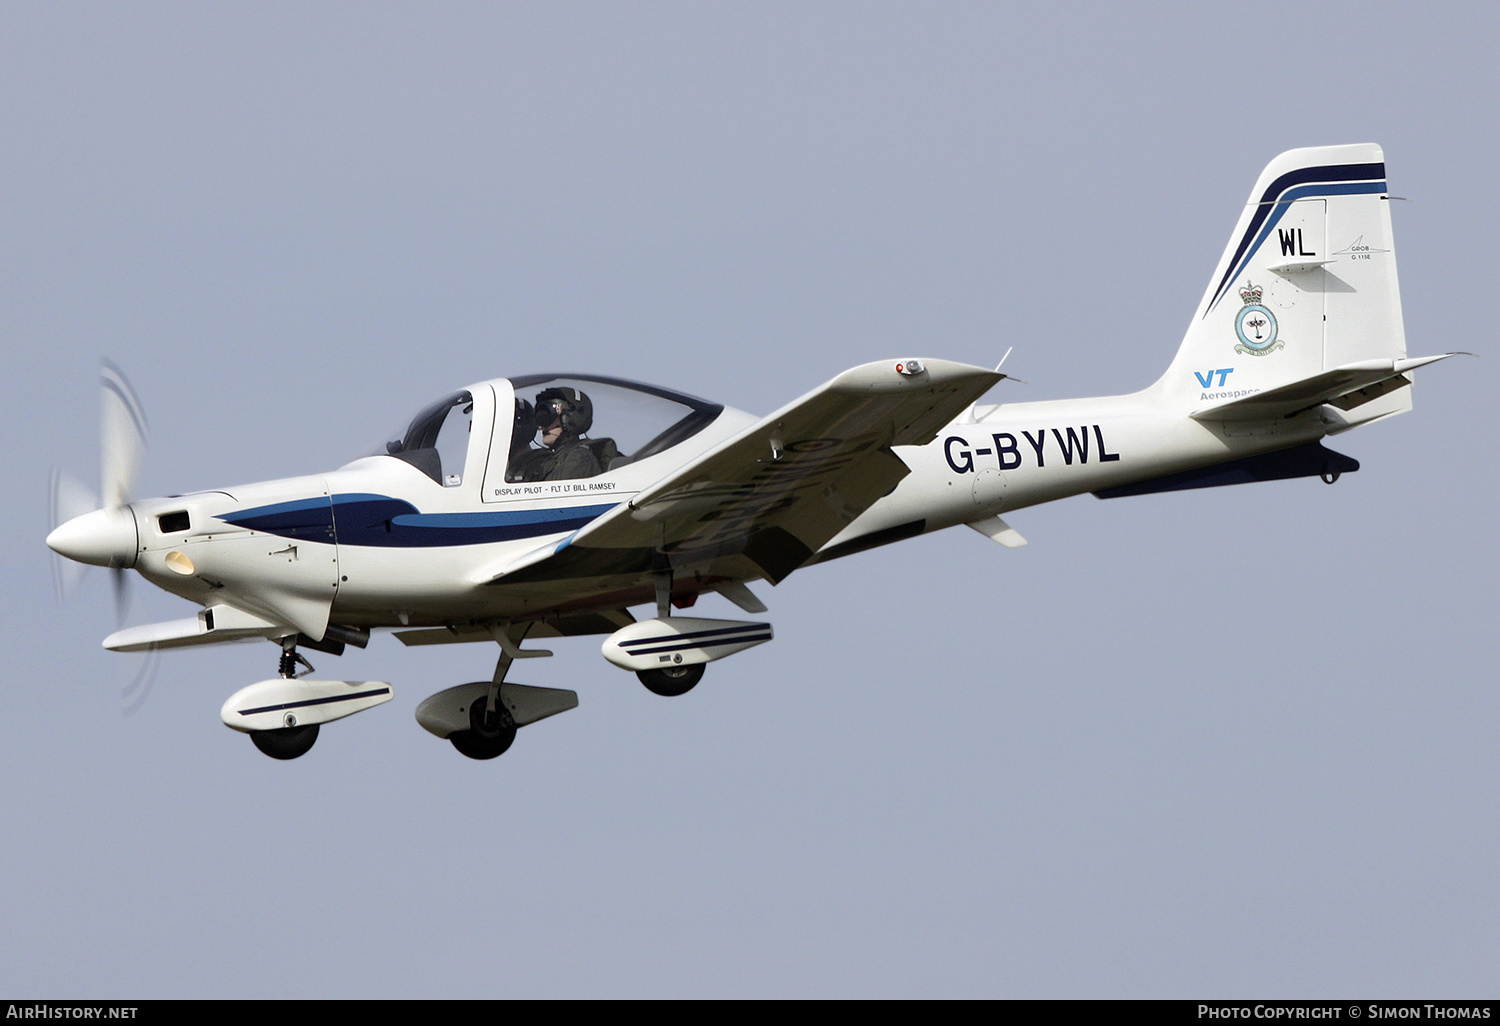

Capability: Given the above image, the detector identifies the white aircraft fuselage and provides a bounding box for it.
[45,143,1453,760]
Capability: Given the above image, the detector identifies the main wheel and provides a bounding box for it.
[637,662,705,697]
[449,695,517,760]
[250,723,320,760]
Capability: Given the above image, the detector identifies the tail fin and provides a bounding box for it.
[1160,144,1409,422]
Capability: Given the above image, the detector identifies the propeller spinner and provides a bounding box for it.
[47,359,149,625]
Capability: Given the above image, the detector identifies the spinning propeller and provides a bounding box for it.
[47,360,158,711]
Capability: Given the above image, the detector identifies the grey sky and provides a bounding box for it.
[4,1,1495,997]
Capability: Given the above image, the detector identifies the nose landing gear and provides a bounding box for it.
[251,637,323,760]
[222,636,393,760]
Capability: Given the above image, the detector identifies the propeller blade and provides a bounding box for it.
[120,644,160,717]
[53,361,160,714]
[50,465,98,526]
[110,565,131,628]
[100,359,147,511]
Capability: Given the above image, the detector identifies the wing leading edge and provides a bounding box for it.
[487,359,1001,587]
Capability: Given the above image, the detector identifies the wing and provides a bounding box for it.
[487,358,1001,587]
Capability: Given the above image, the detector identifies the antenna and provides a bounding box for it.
[963,348,1024,423]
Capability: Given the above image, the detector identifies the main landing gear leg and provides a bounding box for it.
[448,628,522,760]
[655,568,673,620]
[250,637,320,760]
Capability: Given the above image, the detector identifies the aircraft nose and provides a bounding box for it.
[46,507,139,568]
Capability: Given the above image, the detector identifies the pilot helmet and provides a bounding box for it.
[534,386,593,436]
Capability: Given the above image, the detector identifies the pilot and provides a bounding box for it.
[513,386,602,482]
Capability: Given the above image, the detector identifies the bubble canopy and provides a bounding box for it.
[365,375,725,486]
[371,390,474,486]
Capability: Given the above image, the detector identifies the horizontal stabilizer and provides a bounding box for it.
[1094,442,1359,499]
[1192,354,1456,422]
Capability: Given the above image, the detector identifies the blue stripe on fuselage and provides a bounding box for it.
[218,494,336,542]
[218,493,617,548]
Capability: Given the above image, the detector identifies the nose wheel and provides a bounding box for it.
[637,663,704,697]
[250,723,320,760]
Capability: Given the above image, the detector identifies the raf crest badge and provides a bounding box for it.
[1234,281,1282,356]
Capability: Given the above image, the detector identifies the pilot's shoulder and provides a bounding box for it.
[555,443,602,477]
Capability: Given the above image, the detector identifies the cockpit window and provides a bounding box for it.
[505,375,722,483]
[380,391,473,486]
